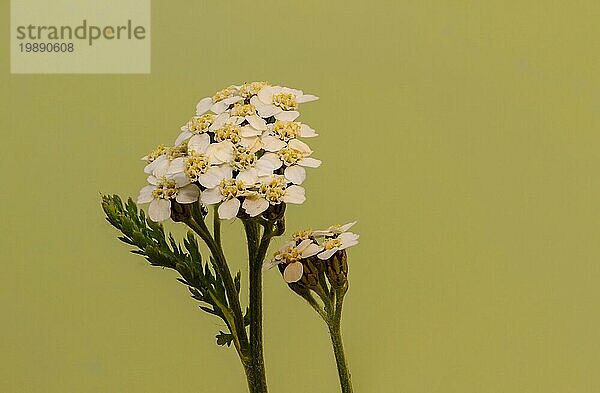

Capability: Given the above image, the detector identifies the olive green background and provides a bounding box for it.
[2,1,600,392]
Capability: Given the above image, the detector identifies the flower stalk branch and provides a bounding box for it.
[184,204,249,356]
[265,224,358,393]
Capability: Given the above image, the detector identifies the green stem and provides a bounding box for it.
[213,205,222,249]
[328,291,353,393]
[243,219,275,393]
[328,324,353,393]
[184,206,248,354]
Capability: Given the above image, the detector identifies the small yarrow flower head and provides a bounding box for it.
[263,239,323,283]
[265,222,359,287]
[315,221,359,260]
[175,113,217,145]
[137,174,200,222]
[136,82,320,222]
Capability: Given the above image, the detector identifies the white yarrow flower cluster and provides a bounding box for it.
[137,82,321,222]
[264,222,359,283]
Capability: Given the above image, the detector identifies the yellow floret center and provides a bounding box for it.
[146,145,167,162]
[260,176,287,203]
[272,120,301,141]
[292,229,313,241]
[220,179,245,199]
[184,153,210,180]
[277,147,304,166]
[151,178,178,200]
[323,238,342,250]
[275,246,302,264]
[272,92,297,110]
[239,81,270,98]
[232,146,257,171]
[167,143,188,159]
[188,114,215,133]
[214,123,242,144]
[327,225,345,235]
[231,103,257,117]
[213,87,238,102]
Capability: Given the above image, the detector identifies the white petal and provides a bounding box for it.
[167,157,186,175]
[288,139,312,154]
[339,232,360,249]
[211,97,243,114]
[137,185,155,204]
[239,136,261,149]
[144,155,166,174]
[340,221,357,232]
[197,166,223,189]
[299,124,318,137]
[339,232,359,242]
[283,262,304,283]
[209,112,230,131]
[206,141,234,164]
[341,239,359,250]
[201,187,223,205]
[298,157,321,168]
[144,160,157,175]
[242,195,270,217]
[262,259,279,271]
[148,199,171,222]
[195,97,213,116]
[284,87,303,96]
[172,172,191,187]
[317,248,338,260]
[216,165,233,180]
[222,96,243,106]
[237,168,259,185]
[258,105,279,118]
[301,243,324,258]
[257,87,274,104]
[147,175,159,185]
[247,115,267,131]
[218,198,241,219]
[175,130,192,146]
[229,115,245,125]
[250,95,268,111]
[282,185,306,204]
[256,153,283,175]
[296,239,313,251]
[262,136,287,152]
[274,111,300,121]
[296,94,319,103]
[152,158,171,177]
[188,133,211,153]
[284,165,306,185]
[240,125,263,137]
[176,184,200,204]
[211,101,230,114]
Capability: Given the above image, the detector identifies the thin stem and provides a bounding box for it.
[328,290,353,393]
[304,292,328,320]
[328,324,353,393]
[184,206,248,354]
[213,205,222,249]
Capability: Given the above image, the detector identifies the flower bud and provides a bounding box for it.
[170,201,192,222]
[325,249,349,294]
[277,263,309,296]
[298,257,321,290]
[263,202,286,221]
